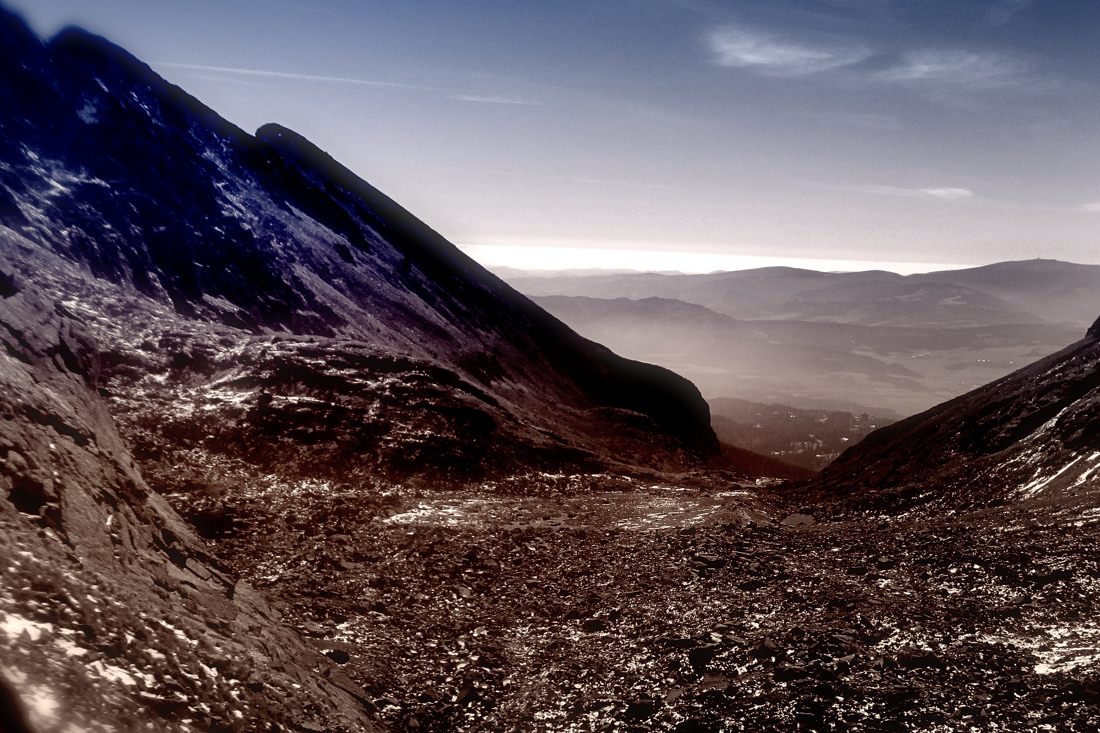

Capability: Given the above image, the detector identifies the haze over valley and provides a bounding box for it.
[502,262,1092,417]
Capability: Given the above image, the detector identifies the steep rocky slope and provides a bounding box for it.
[804,316,1100,513]
[0,267,382,731]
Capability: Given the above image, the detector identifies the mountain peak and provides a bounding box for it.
[1088,313,1100,339]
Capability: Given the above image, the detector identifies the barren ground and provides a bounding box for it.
[164,472,1100,732]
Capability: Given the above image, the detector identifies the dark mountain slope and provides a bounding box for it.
[0,8,717,482]
[804,315,1100,513]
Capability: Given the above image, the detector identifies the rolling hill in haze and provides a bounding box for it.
[530,293,1081,416]
[503,260,1100,329]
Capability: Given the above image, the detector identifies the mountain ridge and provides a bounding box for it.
[0,10,719,469]
[0,6,739,728]
[503,259,1100,329]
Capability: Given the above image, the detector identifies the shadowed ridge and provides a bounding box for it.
[248,122,721,455]
[583,344,721,456]
[0,2,719,474]
[47,24,247,142]
[249,121,515,305]
[0,5,42,66]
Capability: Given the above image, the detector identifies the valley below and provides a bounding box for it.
[502,265,1096,417]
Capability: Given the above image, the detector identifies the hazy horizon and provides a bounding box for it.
[9,0,1100,274]
[463,242,976,275]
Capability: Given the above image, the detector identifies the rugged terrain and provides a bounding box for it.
[166,458,1100,732]
[3,5,1100,732]
[0,268,382,732]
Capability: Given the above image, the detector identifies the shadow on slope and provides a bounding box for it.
[0,8,717,486]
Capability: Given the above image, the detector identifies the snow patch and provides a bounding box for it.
[1018,454,1083,500]
[0,613,53,642]
[77,101,99,124]
[985,619,1100,675]
[1070,451,1100,489]
[87,660,138,686]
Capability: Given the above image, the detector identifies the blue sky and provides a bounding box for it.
[9,0,1100,272]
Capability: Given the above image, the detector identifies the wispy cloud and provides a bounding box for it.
[158,63,547,107]
[876,50,1031,90]
[1079,203,1100,213]
[986,0,1032,25]
[856,185,975,200]
[449,95,545,106]
[707,26,871,76]
[155,63,437,91]
[705,23,1048,97]
[921,187,975,200]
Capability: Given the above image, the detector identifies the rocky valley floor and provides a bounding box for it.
[153,471,1100,732]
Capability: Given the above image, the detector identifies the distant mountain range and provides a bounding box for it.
[503,260,1100,328]
[503,262,1094,416]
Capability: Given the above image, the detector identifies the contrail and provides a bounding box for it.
[155,62,438,91]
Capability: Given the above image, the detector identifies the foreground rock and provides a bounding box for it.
[190,468,1100,732]
[0,276,381,730]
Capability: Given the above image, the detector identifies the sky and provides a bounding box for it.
[8,0,1100,274]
